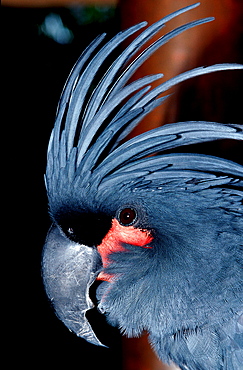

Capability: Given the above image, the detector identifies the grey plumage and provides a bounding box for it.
[43,3,243,369]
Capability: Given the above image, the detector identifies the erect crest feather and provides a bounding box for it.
[45,2,243,203]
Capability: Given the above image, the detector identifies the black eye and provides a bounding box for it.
[118,208,137,226]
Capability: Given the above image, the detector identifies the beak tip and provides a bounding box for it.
[42,225,105,347]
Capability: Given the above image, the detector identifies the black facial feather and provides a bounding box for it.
[55,210,112,247]
[43,3,243,369]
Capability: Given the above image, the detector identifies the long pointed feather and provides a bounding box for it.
[45,3,243,201]
[81,20,166,127]
[58,3,210,164]
[76,74,163,166]
[103,3,203,103]
[107,17,214,103]
[95,122,243,180]
[111,153,243,180]
[51,34,106,160]
[133,64,243,109]
[65,23,147,155]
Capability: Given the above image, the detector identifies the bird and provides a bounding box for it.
[42,3,243,370]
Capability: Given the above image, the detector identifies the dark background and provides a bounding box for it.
[3,6,123,369]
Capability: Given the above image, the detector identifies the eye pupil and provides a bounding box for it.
[118,208,137,226]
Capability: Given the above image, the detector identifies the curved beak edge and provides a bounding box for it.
[42,225,106,347]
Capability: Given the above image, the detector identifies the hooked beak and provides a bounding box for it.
[42,225,105,346]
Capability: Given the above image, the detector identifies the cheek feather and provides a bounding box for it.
[97,218,153,281]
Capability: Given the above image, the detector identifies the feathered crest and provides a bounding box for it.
[45,3,243,202]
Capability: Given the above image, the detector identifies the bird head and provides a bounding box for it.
[42,2,243,356]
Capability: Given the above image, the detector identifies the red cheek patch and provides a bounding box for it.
[97,218,153,281]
